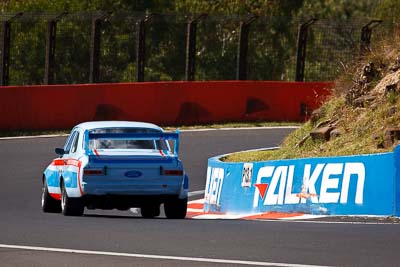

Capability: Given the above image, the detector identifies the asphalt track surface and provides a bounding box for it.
[1,128,400,267]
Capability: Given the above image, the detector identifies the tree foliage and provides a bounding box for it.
[0,0,397,84]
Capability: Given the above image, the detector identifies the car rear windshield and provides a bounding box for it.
[88,127,170,151]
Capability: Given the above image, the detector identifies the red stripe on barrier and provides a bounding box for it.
[186,199,307,220]
[186,212,207,218]
[243,212,304,220]
[188,203,204,210]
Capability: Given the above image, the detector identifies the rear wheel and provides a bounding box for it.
[141,204,160,218]
[164,197,187,219]
[61,182,84,216]
[41,177,61,213]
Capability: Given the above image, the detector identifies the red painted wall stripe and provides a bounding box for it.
[0,81,332,130]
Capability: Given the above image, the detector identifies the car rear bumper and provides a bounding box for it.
[83,194,182,210]
[83,182,182,195]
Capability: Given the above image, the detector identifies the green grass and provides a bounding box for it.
[228,40,400,163]
[0,121,301,138]
[163,121,301,131]
[223,94,399,162]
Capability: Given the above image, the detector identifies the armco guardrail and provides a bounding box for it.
[205,146,400,216]
[0,81,331,130]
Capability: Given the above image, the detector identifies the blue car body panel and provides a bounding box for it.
[43,121,188,204]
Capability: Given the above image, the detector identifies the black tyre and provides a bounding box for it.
[164,197,187,219]
[41,177,61,213]
[141,204,160,218]
[61,182,84,216]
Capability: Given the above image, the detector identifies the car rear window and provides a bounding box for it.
[88,128,169,151]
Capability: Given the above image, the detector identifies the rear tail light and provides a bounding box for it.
[163,170,183,176]
[84,169,104,175]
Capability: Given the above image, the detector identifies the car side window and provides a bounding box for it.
[70,132,80,153]
[63,132,73,150]
[64,131,77,154]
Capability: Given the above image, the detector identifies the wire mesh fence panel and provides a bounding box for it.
[304,18,370,82]
[144,14,187,81]
[368,20,397,55]
[247,17,298,81]
[0,12,397,85]
[195,15,239,81]
[99,12,138,83]
[8,14,46,85]
[54,12,94,84]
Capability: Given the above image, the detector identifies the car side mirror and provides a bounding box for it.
[55,148,65,156]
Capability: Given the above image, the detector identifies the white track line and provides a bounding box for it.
[0,134,68,140]
[187,198,205,204]
[0,244,331,267]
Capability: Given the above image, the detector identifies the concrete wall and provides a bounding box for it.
[205,148,400,216]
[0,81,332,130]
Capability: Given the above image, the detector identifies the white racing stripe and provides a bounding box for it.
[187,198,205,204]
[187,208,204,213]
[0,244,332,267]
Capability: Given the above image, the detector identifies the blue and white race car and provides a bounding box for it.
[41,121,189,219]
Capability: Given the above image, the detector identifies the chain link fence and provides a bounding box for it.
[0,12,394,85]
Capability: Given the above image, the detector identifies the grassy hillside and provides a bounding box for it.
[224,37,400,162]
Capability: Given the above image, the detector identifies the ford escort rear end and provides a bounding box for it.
[41,121,188,219]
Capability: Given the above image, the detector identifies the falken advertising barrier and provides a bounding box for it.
[205,146,400,216]
[0,81,331,130]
